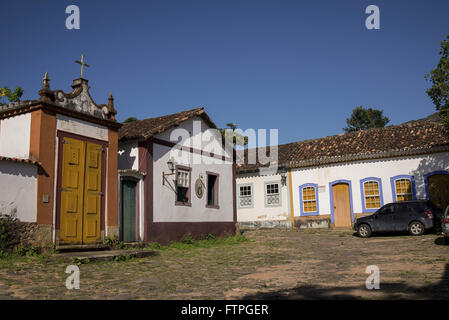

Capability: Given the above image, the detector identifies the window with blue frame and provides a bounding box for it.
[390,175,415,201]
[299,183,319,215]
[360,177,383,212]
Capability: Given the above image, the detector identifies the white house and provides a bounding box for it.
[118,107,236,244]
[236,118,449,229]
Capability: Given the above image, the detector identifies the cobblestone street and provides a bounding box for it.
[1,229,449,299]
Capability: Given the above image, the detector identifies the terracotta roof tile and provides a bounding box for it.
[237,119,449,173]
[0,156,41,167]
[118,107,217,141]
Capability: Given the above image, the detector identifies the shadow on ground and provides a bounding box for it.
[243,263,449,300]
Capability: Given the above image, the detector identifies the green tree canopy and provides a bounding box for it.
[426,34,449,132]
[221,123,248,146]
[123,117,139,123]
[0,86,24,105]
[343,106,390,133]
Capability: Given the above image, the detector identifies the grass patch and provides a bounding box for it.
[146,234,249,251]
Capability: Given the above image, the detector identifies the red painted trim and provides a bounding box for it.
[205,171,220,209]
[54,131,107,239]
[150,137,232,162]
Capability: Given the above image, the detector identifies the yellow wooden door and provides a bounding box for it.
[333,184,352,227]
[429,174,449,211]
[60,138,103,244]
[82,142,102,243]
[60,137,85,244]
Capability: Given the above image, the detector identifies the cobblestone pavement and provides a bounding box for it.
[1,228,449,299]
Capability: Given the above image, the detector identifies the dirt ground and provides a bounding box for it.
[1,228,449,299]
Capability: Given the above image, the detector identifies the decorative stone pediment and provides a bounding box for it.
[38,74,117,122]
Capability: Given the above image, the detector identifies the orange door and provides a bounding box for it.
[60,138,102,244]
[333,183,352,227]
[428,174,449,211]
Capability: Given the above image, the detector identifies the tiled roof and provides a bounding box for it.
[118,107,217,141]
[0,156,41,167]
[237,119,449,173]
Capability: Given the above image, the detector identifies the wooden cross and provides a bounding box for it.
[74,54,90,78]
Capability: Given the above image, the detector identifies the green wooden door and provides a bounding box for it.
[121,180,137,242]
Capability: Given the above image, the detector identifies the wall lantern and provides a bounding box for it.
[162,158,176,185]
[281,173,287,186]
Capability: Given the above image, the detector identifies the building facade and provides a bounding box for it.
[118,107,237,244]
[0,74,120,247]
[236,119,449,229]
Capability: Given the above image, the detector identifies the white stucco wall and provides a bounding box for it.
[0,113,31,159]
[0,161,37,222]
[56,114,108,141]
[236,152,449,223]
[290,152,449,218]
[118,141,139,171]
[236,172,290,222]
[157,116,233,160]
[152,141,234,223]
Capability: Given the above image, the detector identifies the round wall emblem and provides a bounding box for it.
[195,178,203,198]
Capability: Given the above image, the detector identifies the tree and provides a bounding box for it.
[221,122,248,146]
[425,34,449,132]
[0,86,24,105]
[343,106,390,133]
[123,117,139,123]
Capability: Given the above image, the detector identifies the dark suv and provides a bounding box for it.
[354,200,442,238]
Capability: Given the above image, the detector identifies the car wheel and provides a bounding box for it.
[408,221,425,236]
[444,237,449,245]
[357,224,372,238]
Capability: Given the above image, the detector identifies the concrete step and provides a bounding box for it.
[51,249,158,263]
[56,243,110,253]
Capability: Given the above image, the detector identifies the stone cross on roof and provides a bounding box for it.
[74,54,90,78]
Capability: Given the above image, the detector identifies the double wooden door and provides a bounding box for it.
[59,137,103,244]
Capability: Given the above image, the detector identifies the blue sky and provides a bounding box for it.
[1,0,448,145]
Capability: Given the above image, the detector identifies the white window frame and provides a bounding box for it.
[264,181,282,207]
[238,183,254,209]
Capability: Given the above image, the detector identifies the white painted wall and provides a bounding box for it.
[56,114,108,141]
[291,152,449,217]
[0,113,31,159]
[152,142,234,223]
[118,141,139,171]
[236,172,290,222]
[157,116,233,160]
[236,152,449,222]
[0,161,37,222]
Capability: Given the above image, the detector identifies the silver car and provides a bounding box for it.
[443,205,449,244]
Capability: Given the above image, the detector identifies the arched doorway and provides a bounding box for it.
[330,180,354,227]
[426,171,449,211]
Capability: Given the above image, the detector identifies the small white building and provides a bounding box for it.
[118,107,236,244]
[236,119,449,229]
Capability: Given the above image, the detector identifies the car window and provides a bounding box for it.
[378,205,394,215]
[395,203,409,213]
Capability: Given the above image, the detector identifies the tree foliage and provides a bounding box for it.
[0,86,24,105]
[425,34,449,132]
[343,106,390,133]
[221,123,248,146]
[123,117,139,123]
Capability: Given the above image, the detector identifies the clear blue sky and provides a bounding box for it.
[1,0,448,144]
